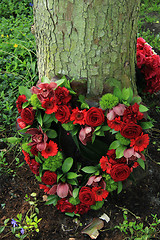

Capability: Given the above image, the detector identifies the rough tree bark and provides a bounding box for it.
[33,0,140,97]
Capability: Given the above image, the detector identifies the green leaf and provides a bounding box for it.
[65,212,75,217]
[45,195,59,205]
[90,200,104,210]
[139,104,149,112]
[81,166,97,173]
[101,126,110,131]
[140,122,153,129]
[43,113,58,124]
[0,226,5,233]
[19,86,32,99]
[37,111,43,126]
[122,88,130,100]
[4,218,10,225]
[55,79,65,86]
[95,131,105,137]
[46,129,57,138]
[127,88,134,103]
[131,96,142,104]
[81,102,89,109]
[137,158,145,170]
[67,172,78,179]
[113,87,122,100]
[67,179,77,185]
[7,137,21,144]
[41,76,50,83]
[109,140,120,150]
[117,181,123,194]
[72,188,79,198]
[62,157,73,173]
[22,101,30,109]
[116,145,126,158]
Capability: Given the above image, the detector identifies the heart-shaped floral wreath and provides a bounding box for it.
[16,75,152,216]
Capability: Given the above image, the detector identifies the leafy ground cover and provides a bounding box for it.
[0,0,160,239]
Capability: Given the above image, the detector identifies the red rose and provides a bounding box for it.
[21,107,35,125]
[110,164,131,182]
[16,95,27,113]
[120,123,142,139]
[41,171,57,185]
[85,107,105,127]
[55,105,71,123]
[74,203,90,215]
[55,86,71,105]
[56,198,75,213]
[79,186,95,206]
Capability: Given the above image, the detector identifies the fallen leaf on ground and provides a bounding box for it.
[81,218,104,239]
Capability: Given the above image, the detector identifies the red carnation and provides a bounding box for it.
[41,97,58,114]
[92,187,109,201]
[130,133,149,152]
[41,171,57,185]
[55,86,71,105]
[22,150,30,164]
[79,186,95,206]
[110,164,131,182]
[70,107,87,125]
[85,107,105,127]
[41,140,58,158]
[120,123,142,139]
[16,95,27,113]
[55,105,71,123]
[123,103,144,123]
[56,198,75,213]
[74,203,90,215]
[107,117,123,131]
[21,107,35,125]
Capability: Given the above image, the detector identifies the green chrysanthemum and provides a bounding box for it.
[42,151,63,172]
[115,132,130,145]
[30,94,42,109]
[99,93,119,110]
[102,173,118,192]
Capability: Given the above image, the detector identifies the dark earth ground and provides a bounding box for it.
[0,16,160,240]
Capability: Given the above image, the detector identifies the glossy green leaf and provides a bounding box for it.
[90,200,104,210]
[113,87,122,100]
[67,172,78,179]
[41,76,50,83]
[117,181,123,194]
[116,145,126,158]
[37,111,43,126]
[137,158,145,170]
[122,88,130,100]
[46,129,57,138]
[72,188,79,198]
[109,140,120,150]
[19,86,32,99]
[140,122,153,129]
[62,157,73,173]
[81,166,97,173]
[139,104,149,112]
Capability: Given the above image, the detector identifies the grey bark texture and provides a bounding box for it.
[33,0,140,97]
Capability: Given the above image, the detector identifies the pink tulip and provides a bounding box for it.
[57,183,69,198]
[106,109,116,120]
[113,104,126,116]
[79,126,94,145]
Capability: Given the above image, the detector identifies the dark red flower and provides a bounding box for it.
[120,123,142,139]
[136,50,146,69]
[55,105,71,123]
[130,133,149,152]
[30,145,39,156]
[92,187,109,201]
[56,198,75,213]
[41,171,57,185]
[17,117,27,129]
[41,97,58,114]
[22,150,30,164]
[123,103,144,123]
[70,107,87,125]
[29,159,40,176]
[26,126,48,151]
[55,86,71,105]
[41,140,58,158]
[16,95,27,113]
[21,107,35,125]
[74,203,90,215]
[110,164,131,182]
[79,187,95,206]
[32,82,57,102]
[99,156,112,174]
[137,37,146,50]
[85,107,105,127]
[107,117,123,131]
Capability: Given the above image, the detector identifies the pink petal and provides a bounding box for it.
[113,104,126,116]
[37,142,47,151]
[124,148,135,158]
[86,176,96,186]
[26,128,40,135]
[107,110,116,120]
[94,176,102,182]
[48,184,57,195]
[57,183,69,198]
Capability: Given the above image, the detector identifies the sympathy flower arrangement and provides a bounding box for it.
[136,37,160,93]
[16,73,153,216]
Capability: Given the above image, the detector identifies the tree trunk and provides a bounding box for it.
[33,0,140,97]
